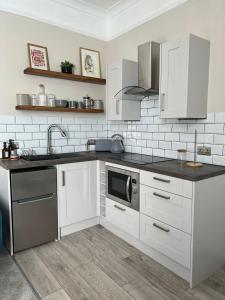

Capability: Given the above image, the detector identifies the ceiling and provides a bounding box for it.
[72,0,123,12]
[0,0,188,40]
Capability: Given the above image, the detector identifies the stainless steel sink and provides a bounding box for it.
[21,153,81,161]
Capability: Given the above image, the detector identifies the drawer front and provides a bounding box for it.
[140,185,192,234]
[140,214,191,268]
[140,171,193,199]
[105,198,139,239]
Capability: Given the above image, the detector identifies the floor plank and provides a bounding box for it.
[123,278,171,300]
[34,242,105,300]
[15,249,61,298]
[187,283,225,300]
[75,262,132,300]
[42,289,71,300]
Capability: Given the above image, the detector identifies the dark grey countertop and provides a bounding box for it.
[1,151,225,181]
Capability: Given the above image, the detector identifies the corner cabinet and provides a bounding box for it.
[106,59,141,121]
[57,161,98,236]
[160,34,210,119]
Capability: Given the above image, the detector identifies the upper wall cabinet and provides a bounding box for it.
[106,59,141,121]
[160,34,210,119]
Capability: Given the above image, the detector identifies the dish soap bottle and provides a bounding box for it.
[2,142,9,159]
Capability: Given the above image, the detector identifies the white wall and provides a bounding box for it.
[107,0,225,113]
[0,11,107,116]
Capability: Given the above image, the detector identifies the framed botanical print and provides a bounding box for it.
[28,43,50,70]
[80,48,101,78]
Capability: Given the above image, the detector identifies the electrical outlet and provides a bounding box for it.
[197,146,211,156]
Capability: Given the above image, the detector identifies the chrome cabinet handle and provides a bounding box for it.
[126,176,131,203]
[153,192,170,200]
[161,93,165,111]
[62,171,65,186]
[153,222,170,233]
[153,177,170,183]
[116,100,120,115]
[114,204,126,212]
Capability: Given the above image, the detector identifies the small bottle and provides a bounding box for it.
[2,142,10,159]
[8,139,15,158]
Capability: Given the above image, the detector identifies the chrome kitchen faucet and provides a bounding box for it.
[47,124,67,155]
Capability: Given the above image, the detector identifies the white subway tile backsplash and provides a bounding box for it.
[159,141,172,150]
[197,134,214,144]
[165,133,179,142]
[214,135,225,145]
[147,140,159,148]
[7,125,24,132]
[24,125,39,132]
[153,133,165,140]
[205,124,224,134]
[187,124,205,133]
[0,125,7,132]
[215,113,225,124]
[1,108,225,166]
[180,133,195,143]
[172,124,188,133]
[16,133,32,140]
[0,116,15,124]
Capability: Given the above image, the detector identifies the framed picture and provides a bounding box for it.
[27,43,50,70]
[80,48,101,78]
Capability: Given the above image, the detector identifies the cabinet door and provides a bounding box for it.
[160,38,188,119]
[106,62,122,120]
[58,161,97,227]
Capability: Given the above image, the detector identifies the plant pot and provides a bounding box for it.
[61,66,73,74]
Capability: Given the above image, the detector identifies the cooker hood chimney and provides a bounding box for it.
[115,41,160,100]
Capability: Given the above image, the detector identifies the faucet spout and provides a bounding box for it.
[47,124,67,155]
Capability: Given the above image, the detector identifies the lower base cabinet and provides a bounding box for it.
[105,198,139,239]
[140,213,191,269]
[57,161,97,228]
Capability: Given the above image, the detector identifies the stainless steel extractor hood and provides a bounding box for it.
[115,41,160,100]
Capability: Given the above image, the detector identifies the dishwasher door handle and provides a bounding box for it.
[16,195,54,205]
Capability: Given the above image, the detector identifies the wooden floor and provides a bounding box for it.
[15,225,225,300]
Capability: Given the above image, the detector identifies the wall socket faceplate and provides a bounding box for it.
[197,146,211,156]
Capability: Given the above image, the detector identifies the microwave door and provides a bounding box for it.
[108,170,131,203]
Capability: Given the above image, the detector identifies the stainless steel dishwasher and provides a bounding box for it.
[11,167,58,252]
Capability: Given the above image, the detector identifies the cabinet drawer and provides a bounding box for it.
[140,185,192,234]
[140,171,192,199]
[140,214,191,268]
[105,198,139,239]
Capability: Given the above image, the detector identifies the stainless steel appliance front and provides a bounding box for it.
[106,166,139,211]
[11,167,58,253]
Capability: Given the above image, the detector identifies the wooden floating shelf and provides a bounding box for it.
[24,68,106,85]
[15,105,104,113]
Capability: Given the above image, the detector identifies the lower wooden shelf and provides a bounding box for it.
[15,105,104,113]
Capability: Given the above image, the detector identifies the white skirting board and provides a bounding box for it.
[100,216,190,283]
[60,217,100,237]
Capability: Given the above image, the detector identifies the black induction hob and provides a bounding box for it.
[110,153,173,165]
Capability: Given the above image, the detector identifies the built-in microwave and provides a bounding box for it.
[106,165,139,211]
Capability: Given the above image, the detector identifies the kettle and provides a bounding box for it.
[110,134,125,154]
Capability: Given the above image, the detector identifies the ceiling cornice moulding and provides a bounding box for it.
[0,0,188,41]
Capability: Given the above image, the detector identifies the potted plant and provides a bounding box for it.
[60,60,75,74]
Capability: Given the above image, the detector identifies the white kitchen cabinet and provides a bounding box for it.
[57,161,97,229]
[160,34,210,119]
[106,59,141,121]
[105,198,139,239]
[140,185,192,234]
[140,214,191,268]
